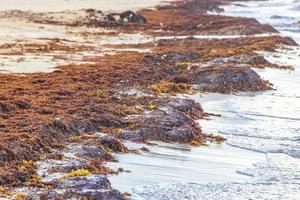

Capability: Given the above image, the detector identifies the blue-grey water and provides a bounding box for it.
[107,1,300,199]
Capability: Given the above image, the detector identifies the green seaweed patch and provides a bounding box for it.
[150,81,191,96]
[17,160,38,184]
[69,134,98,143]
[278,65,295,71]
[190,140,208,146]
[213,135,226,143]
[25,175,52,188]
[148,100,158,110]
[14,192,28,200]
[69,135,83,143]
[207,133,227,144]
[95,90,106,98]
[61,169,91,179]
[85,159,117,175]
[27,175,41,185]
[0,187,13,198]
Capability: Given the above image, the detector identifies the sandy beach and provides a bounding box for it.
[0,0,299,199]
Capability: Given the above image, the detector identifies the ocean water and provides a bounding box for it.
[221,0,300,43]
[107,1,300,199]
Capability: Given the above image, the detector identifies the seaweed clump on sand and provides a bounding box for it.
[0,35,296,193]
[0,0,298,198]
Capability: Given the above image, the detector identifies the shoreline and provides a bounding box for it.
[0,0,298,199]
[107,140,265,193]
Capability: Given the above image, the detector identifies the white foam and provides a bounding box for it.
[220,0,300,44]
[131,181,300,200]
[130,154,300,199]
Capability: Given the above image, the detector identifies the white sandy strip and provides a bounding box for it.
[0,0,174,12]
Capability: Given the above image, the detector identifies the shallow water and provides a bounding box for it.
[107,141,265,193]
[111,57,300,198]
[108,1,300,199]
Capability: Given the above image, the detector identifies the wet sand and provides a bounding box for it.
[107,141,265,193]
